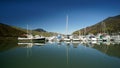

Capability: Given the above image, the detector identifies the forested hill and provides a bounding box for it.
[0,23,58,37]
[33,28,47,32]
[73,15,120,35]
[0,23,26,37]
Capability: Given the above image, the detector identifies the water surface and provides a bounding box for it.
[0,40,120,68]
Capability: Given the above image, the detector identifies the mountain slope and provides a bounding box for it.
[0,23,58,37]
[0,23,26,37]
[13,26,58,37]
[33,28,47,32]
[73,15,120,35]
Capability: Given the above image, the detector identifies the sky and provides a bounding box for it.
[0,0,120,34]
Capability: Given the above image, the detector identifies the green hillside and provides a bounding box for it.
[0,23,26,37]
[13,26,58,37]
[0,23,58,37]
[73,15,120,35]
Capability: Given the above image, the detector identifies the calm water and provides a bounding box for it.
[0,40,120,68]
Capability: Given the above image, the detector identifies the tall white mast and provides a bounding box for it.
[27,24,28,35]
[102,21,106,33]
[79,30,80,36]
[66,15,68,35]
[84,27,86,35]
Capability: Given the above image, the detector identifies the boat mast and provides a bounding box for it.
[84,27,86,35]
[27,24,28,35]
[66,45,69,64]
[66,15,68,35]
[79,30,81,36]
[102,21,106,33]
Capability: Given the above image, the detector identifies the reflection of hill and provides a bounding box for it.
[93,44,120,58]
[0,37,18,52]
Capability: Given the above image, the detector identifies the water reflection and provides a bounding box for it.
[0,38,18,52]
[66,43,70,65]
[92,42,120,59]
[17,42,46,57]
[1,39,120,59]
[1,39,120,68]
[79,41,120,59]
[17,41,120,59]
[18,43,45,48]
[51,41,120,59]
[72,43,79,48]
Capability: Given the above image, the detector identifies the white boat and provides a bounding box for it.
[111,35,120,41]
[86,34,97,41]
[79,35,87,41]
[18,34,33,40]
[63,35,72,42]
[18,34,46,42]
[18,25,46,42]
[72,35,80,41]
[96,33,111,41]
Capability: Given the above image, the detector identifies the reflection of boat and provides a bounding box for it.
[72,43,79,48]
[34,43,45,46]
[18,43,33,48]
[66,42,70,66]
[18,42,45,48]
[72,41,80,43]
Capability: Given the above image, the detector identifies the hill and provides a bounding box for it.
[13,26,58,37]
[73,15,120,35]
[0,23,58,37]
[33,28,47,32]
[0,23,26,37]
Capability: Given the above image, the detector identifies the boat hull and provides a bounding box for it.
[18,38,46,43]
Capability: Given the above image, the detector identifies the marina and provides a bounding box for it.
[0,0,120,68]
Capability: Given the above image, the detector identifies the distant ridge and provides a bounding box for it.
[33,28,47,32]
[73,15,120,35]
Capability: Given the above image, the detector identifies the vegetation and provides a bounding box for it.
[0,23,26,37]
[0,23,58,37]
[33,28,47,32]
[73,15,120,35]
[13,26,58,37]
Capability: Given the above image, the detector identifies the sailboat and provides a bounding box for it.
[18,25,46,43]
[97,22,111,41]
[63,15,72,42]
